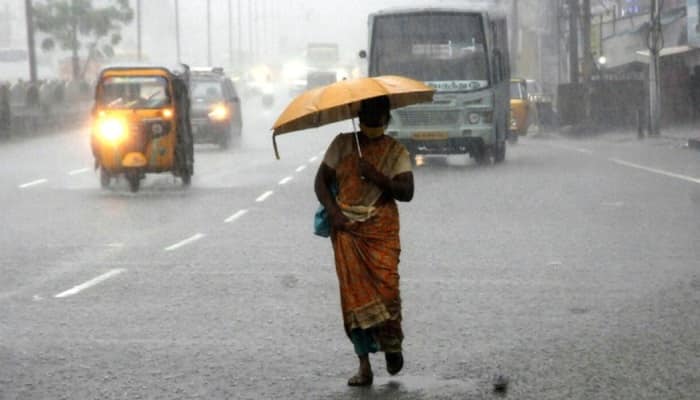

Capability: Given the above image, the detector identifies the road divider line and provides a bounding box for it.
[544,143,593,154]
[309,156,319,163]
[68,168,90,176]
[54,269,126,298]
[225,209,249,223]
[610,158,700,185]
[165,233,206,251]
[279,176,293,185]
[296,165,306,172]
[256,190,274,202]
[18,179,48,189]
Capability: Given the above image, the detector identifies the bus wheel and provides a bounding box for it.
[100,168,111,188]
[475,145,491,165]
[494,141,506,163]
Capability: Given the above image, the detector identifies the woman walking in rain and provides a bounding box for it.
[314,95,414,386]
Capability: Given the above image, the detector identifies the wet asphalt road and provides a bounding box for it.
[1,94,699,399]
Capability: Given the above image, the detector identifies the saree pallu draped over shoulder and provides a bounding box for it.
[325,133,410,354]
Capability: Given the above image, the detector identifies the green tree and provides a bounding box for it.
[33,0,133,80]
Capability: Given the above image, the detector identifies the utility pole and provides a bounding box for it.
[648,0,662,136]
[237,0,242,56]
[582,0,592,121]
[136,0,142,62]
[24,0,37,83]
[568,0,580,84]
[511,0,519,75]
[248,0,253,64]
[228,0,233,69]
[174,0,181,63]
[207,0,212,65]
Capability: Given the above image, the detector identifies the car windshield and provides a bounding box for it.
[98,76,170,109]
[191,79,223,102]
[371,13,488,86]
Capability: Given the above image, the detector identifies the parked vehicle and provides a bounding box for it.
[364,7,510,164]
[189,67,243,149]
[90,66,194,192]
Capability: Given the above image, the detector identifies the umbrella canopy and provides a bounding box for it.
[271,75,434,159]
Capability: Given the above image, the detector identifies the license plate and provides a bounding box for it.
[412,131,449,140]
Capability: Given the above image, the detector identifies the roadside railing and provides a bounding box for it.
[0,80,93,141]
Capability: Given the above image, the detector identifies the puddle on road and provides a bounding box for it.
[319,375,478,399]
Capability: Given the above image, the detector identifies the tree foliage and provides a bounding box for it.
[33,0,133,79]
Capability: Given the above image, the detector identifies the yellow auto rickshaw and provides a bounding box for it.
[91,66,194,192]
[509,78,530,143]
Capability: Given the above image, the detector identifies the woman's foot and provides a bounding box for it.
[347,372,373,386]
[385,352,403,375]
[348,355,373,386]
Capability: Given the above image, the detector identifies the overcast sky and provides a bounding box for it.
[0,0,503,79]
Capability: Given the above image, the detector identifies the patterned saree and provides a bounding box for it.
[322,133,411,355]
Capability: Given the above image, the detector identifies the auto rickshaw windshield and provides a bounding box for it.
[99,76,171,109]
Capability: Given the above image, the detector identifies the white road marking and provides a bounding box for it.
[54,269,126,298]
[18,179,47,189]
[256,190,274,202]
[309,156,319,162]
[107,242,124,248]
[68,168,90,176]
[610,158,700,185]
[296,165,306,172]
[225,209,249,223]
[164,233,206,251]
[278,176,293,185]
[545,143,593,154]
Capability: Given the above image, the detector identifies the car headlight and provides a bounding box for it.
[208,104,229,121]
[467,112,480,124]
[97,118,127,144]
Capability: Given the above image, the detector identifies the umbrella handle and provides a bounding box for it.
[273,133,280,160]
[351,110,363,159]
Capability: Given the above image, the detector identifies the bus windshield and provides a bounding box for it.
[371,13,489,90]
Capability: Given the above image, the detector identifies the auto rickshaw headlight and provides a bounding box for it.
[162,108,174,120]
[208,104,229,121]
[98,118,127,144]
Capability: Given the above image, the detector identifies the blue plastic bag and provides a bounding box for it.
[314,182,338,237]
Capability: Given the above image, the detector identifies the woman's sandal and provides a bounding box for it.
[347,372,374,387]
[385,352,404,375]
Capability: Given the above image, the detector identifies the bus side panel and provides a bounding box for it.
[491,17,511,143]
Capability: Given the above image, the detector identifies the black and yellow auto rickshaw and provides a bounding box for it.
[509,78,530,143]
[91,66,194,192]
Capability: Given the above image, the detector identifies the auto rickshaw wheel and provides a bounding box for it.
[181,171,192,187]
[126,173,140,193]
[100,168,111,188]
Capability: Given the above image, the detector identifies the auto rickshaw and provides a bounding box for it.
[509,78,530,143]
[91,66,194,192]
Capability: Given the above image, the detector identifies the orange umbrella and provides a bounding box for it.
[271,75,434,159]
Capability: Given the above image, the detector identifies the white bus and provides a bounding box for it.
[365,8,510,163]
